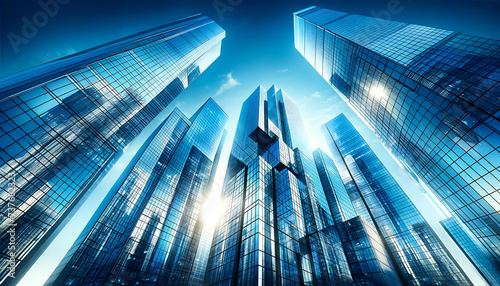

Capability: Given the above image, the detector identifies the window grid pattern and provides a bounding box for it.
[47,99,227,285]
[224,87,263,179]
[189,128,227,286]
[237,157,277,285]
[313,149,357,224]
[204,168,246,285]
[206,86,355,285]
[440,216,500,285]
[295,6,500,277]
[322,120,376,228]
[275,168,313,285]
[323,114,471,285]
[337,216,402,286]
[0,16,224,282]
[47,109,191,285]
[322,15,407,49]
[311,227,353,285]
[262,139,296,173]
[368,24,453,66]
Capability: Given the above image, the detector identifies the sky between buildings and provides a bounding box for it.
[2,0,499,285]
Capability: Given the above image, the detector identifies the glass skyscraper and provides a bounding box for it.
[45,98,227,285]
[314,148,402,286]
[313,148,357,225]
[336,216,402,286]
[294,6,500,269]
[0,14,224,283]
[204,86,352,285]
[190,129,228,286]
[440,216,500,285]
[322,113,471,285]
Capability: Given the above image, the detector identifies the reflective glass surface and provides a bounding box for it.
[46,99,227,285]
[0,14,225,282]
[205,86,352,285]
[440,216,500,285]
[313,149,357,224]
[337,216,402,286]
[322,114,470,285]
[295,6,500,267]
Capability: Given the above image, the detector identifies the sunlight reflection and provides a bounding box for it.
[369,85,388,101]
[201,191,224,226]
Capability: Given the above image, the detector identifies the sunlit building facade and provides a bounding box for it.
[337,216,402,286]
[322,114,471,285]
[0,15,224,283]
[46,98,227,285]
[189,129,228,286]
[314,148,402,286]
[313,148,357,224]
[441,216,500,285]
[204,86,352,285]
[294,6,500,267]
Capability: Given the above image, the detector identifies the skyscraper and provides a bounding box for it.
[204,86,352,285]
[0,14,224,283]
[294,6,500,266]
[189,129,228,286]
[440,216,500,285]
[313,148,357,224]
[45,98,227,285]
[315,143,377,229]
[322,113,471,285]
[314,148,402,286]
[336,216,402,286]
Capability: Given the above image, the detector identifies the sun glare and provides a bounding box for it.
[201,192,225,226]
[370,85,388,101]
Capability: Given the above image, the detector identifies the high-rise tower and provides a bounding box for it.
[205,86,352,285]
[440,216,500,285]
[45,98,227,285]
[294,6,500,268]
[0,14,224,283]
[314,148,402,286]
[313,148,357,225]
[322,114,471,285]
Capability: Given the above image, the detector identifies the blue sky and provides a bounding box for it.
[2,0,499,284]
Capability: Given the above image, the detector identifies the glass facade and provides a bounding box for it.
[313,144,405,285]
[0,15,224,283]
[45,98,227,285]
[189,129,228,286]
[294,6,500,267]
[337,216,402,286]
[322,114,471,285]
[440,216,500,285]
[205,86,352,285]
[313,148,357,224]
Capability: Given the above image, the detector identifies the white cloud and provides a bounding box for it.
[216,72,241,95]
[276,69,288,73]
[325,96,335,103]
[311,91,322,98]
[176,101,186,108]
